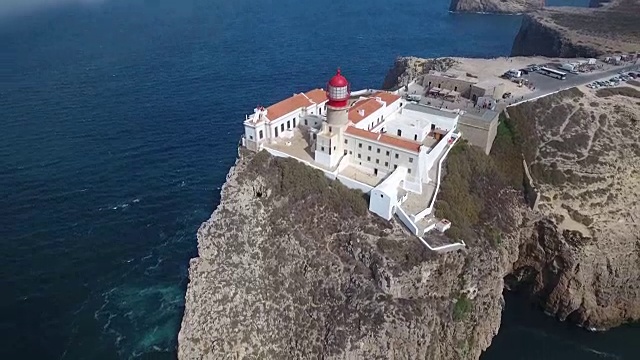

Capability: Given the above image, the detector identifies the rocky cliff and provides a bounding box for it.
[511,1,640,57]
[505,85,640,330]
[178,63,640,359]
[178,149,529,359]
[449,0,544,14]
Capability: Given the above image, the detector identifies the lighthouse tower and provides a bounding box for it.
[314,69,351,168]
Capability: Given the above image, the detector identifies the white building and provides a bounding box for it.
[242,69,461,235]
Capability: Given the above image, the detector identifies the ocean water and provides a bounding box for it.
[0,0,635,359]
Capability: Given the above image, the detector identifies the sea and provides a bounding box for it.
[1,0,638,359]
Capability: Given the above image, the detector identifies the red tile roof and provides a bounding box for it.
[266,93,313,121]
[372,91,401,105]
[348,98,383,123]
[304,88,328,104]
[345,127,421,153]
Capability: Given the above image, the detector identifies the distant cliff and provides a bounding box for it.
[449,0,544,13]
[511,13,604,58]
[511,2,640,57]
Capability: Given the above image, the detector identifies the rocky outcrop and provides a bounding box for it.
[382,57,459,90]
[511,13,604,57]
[178,150,529,359]
[506,86,640,329]
[449,0,544,14]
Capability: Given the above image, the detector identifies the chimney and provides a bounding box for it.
[358,109,365,117]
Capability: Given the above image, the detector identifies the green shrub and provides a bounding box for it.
[453,294,473,321]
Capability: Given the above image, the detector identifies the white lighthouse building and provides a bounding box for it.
[314,69,350,168]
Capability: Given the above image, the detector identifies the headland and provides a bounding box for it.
[178,5,640,358]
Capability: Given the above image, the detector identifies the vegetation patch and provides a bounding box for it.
[435,141,516,243]
[452,293,473,321]
[595,87,640,99]
[246,151,369,219]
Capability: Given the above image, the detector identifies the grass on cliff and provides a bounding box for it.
[436,89,585,244]
[435,140,515,245]
[246,150,369,218]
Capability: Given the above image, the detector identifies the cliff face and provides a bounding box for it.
[449,0,544,13]
[382,57,459,90]
[178,150,528,359]
[506,86,640,329]
[511,3,640,57]
[511,13,604,58]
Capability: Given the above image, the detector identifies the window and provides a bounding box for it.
[344,139,348,144]
[395,154,399,159]
[394,164,397,169]
[344,150,347,155]
[304,119,308,126]
[249,135,253,140]
[408,169,412,174]
[431,124,435,130]
[376,148,380,154]
[454,86,458,92]
[384,161,388,167]
[409,157,413,163]
[321,146,325,151]
[357,154,361,159]
[349,151,352,155]
[438,83,441,88]
[386,150,390,156]
[367,156,371,161]
[333,146,336,151]
[368,145,372,151]
[319,108,322,115]
[397,129,402,136]
[376,159,379,164]
[275,128,279,137]
[259,130,263,139]
[281,124,285,132]
[312,133,316,140]
[293,119,296,127]
[358,143,362,148]
[329,126,332,133]
[414,134,418,141]
[287,120,291,129]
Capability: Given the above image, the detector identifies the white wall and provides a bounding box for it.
[384,119,429,143]
[369,188,394,220]
[380,99,403,121]
[336,175,374,193]
[396,206,418,235]
[343,134,420,179]
[353,104,386,131]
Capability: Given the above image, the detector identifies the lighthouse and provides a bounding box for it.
[314,69,351,168]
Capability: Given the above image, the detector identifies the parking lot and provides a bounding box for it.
[504,62,640,104]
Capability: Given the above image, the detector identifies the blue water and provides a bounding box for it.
[0,0,635,359]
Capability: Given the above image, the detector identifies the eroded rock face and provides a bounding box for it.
[508,86,640,329]
[178,152,526,359]
[449,0,544,14]
[511,3,640,57]
[382,56,459,90]
[511,13,604,58]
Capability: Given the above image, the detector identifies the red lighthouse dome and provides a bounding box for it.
[326,68,350,108]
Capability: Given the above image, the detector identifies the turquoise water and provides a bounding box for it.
[0,0,635,359]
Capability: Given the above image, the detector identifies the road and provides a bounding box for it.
[505,62,640,107]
